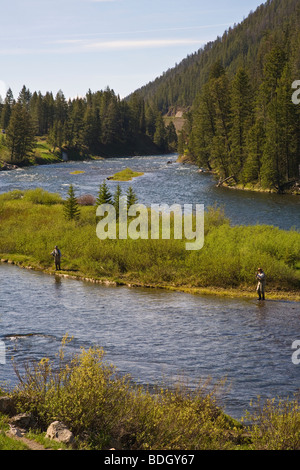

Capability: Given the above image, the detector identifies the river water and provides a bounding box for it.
[0,153,299,228]
[0,154,299,420]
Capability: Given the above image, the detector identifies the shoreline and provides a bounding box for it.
[1,256,299,302]
[176,155,300,196]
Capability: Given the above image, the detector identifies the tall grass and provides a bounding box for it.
[0,189,299,292]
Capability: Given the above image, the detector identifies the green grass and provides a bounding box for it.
[108,167,144,181]
[0,189,299,299]
[0,135,61,166]
[0,414,29,450]
[33,138,62,165]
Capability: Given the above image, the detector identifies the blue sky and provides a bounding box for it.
[0,0,265,100]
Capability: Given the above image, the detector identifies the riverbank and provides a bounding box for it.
[2,344,300,451]
[176,155,300,195]
[1,258,299,302]
[0,189,299,302]
[0,134,166,172]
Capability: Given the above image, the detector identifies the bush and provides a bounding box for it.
[244,396,300,450]
[23,188,62,205]
[11,344,238,450]
[77,194,96,206]
[0,190,24,202]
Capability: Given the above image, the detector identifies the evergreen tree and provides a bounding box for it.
[67,98,85,150]
[229,68,254,178]
[128,92,146,134]
[83,106,101,152]
[153,113,167,151]
[126,186,138,212]
[189,82,216,169]
[145,103,157,139]
[63,184,80,220]
[6,102,36,162]
[101,97,122,145]
[0,88,14,129]
[113,184,122,220]
[242,119,265,184]
[166,121,178,152]
[47,120,65,152]
[208,67,232,178]
[18,85,32,110]
[96,181,113,206]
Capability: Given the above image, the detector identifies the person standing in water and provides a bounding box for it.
[256,268,266,300]
[51,246,62,271]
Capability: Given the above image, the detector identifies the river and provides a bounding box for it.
[0,153,299,228]
[0,154,299,420]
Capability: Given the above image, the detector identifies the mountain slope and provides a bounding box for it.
[132,0,300,114]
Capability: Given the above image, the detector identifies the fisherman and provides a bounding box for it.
[256,268,266,300]
[51,245,62,271]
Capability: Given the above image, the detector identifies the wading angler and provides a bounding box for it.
[96,201,204,251]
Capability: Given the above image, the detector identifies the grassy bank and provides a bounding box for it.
[0,188,299,300]
[2,344,300,450]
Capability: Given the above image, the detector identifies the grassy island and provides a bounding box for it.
[0,188,299,301]
[108,167,144,181]
[0,188,300,450]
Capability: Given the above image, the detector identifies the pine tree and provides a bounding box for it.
[126,186,138,213]
[242,119,265,184]
[208,69,232,178]
[113,184,122,220]
[153,113,167,151]
[229,68,254,178]
[166,121,178,152]
[96,181,113,207]
[0,88,14,129]
[63,184,80,220]
[47,120,65,152]
[6,102,36,162]
[189,82,216,169]
[83,106,101,152]
[18,85,32,110]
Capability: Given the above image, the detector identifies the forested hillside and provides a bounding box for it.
[133,0,300,113]
[133,0,300,191]
[0,87,178,164]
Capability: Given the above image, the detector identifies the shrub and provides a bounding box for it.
[23,188,62,205]
[77,194,96,206]
[244,396,300,450]
[11,345,238,450]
